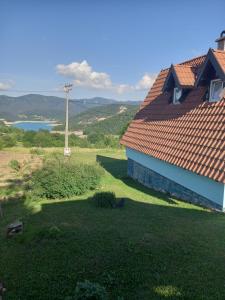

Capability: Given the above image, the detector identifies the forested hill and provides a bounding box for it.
[0,94,120,121]
[63,103,140,135]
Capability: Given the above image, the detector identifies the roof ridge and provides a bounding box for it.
[179,54,206,65]
[174,64,193,68]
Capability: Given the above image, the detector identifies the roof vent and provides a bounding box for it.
[215,30,225,51]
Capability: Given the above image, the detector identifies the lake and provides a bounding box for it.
[12,121,55,131]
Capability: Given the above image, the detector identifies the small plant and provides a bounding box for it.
[30,147,45,155]
[92,192,116,208]
[72,280,108,300]
[9,159,21,172]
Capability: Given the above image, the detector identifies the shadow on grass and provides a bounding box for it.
[97,154,177,205]
[2,195,225,300]
[5,178,24,188]
[1,155,224,299]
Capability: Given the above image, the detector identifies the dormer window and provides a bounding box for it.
[163,64,194,104]
[209,79,225,102]
[173,87,182,104]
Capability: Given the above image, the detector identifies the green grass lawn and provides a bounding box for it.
[1,148,225,299]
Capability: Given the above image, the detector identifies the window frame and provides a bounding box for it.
[173,87,182,104]
[209,79,224,102]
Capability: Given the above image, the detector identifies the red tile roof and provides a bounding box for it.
[213,50,225,73]
[173,65,195,88]
[121,52,225,183]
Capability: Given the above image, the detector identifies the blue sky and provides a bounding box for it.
[0,0,225,100]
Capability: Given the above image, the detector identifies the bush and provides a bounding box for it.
[23,130,64,147]
[30,158,103,199]
[0,138,4,150]
[1,135,17,147]
[22,130,92,148]
[92,192,116,208]
[87,133,105,145]
[71,280,108,300]
[22,131,35,147]
[69,135,91,148]
[30,147,45,155]
[86,133,119,149]
[33,131,56,147]
[9,159,21,171]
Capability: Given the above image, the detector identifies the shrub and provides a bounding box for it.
[69,135,91,148]
[23,130,64,147]
[33,130,55,147]
[2,135,17,147]
[71,280,108,300]
[86,133,119,149]
[0,138,4,150]
[92,192,116,208]
[87,133,105,145]
[22,131,36,147]
[9,159,21,171]
[30,158,103,199]
[30,147,45,155]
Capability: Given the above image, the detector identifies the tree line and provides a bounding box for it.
[0,123,120,149]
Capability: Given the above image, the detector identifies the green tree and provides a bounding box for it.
[33,130,53,147]
[1,135,17,147]
[23,131,36,147]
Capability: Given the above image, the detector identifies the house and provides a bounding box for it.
[121,31,225,211]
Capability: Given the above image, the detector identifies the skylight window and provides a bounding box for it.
[209,79,225,102]
[173,87,182,104]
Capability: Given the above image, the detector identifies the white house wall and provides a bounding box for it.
[126,147,225,210]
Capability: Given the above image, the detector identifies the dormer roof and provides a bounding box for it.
[195,49,225,86]
[163,64,195,91]
[173,64,196,87]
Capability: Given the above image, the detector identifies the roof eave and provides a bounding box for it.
[180,84,195,89]
[195,48,225,86]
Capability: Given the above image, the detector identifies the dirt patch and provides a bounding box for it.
[117,106,127,114]
[0,151,42,188]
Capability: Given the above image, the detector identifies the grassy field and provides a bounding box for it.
[1,148,225,299]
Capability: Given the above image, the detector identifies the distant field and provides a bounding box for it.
[1,148,225,299]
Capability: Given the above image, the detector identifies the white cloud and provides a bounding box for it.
[0,81,13,91]
[56,60,112,89]
[135,73,156,90]
[56,60,156,95]
[116,84,131,94]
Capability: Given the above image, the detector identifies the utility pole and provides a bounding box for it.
[64,83,73,156]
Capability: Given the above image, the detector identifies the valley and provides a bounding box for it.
[0,94,140,135]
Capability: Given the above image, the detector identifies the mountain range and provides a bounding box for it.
[0,94,140,121]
